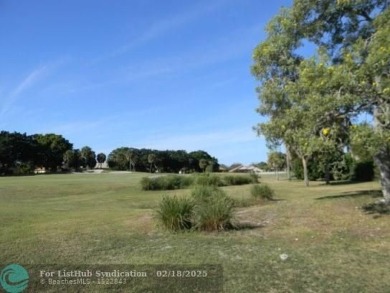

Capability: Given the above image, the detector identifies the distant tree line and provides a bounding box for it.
[107,147,219,173]
[0,131,219,175]
[0,131,71,175]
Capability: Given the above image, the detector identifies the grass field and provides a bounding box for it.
[0,172,389,292]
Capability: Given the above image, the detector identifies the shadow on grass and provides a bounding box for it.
[317,180,375,186]
[233,221,266,230]
[362,201,390,216]
[315,189,382,200]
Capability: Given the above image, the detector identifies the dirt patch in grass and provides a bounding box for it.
[123,212,155,233]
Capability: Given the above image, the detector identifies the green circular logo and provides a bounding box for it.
[0,264,29,293]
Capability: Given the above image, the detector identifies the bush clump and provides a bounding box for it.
[251,184,275,200]
[156,195,194,231]
[140,177,158,190]
[192,191,235,231]
[142,174,259,191]
[141,175,194,190]
[156,184,235,232]
[223,174,258,186]
[195,173,224,187]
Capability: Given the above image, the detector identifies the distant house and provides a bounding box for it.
[229,165,264,174]
[34,167,47,174]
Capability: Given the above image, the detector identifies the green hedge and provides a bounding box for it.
[141,173,259,191]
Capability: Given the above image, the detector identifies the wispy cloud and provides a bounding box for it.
[9,65,49,98]
[0,66,48,124]
[0,59,67,120]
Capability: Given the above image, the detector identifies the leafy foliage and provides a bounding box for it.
[80,146,97,169]
[192,190,235,231]
[223,174,258,185]
[267,151,286,171]
[156,184,235,232]
[140,175,194,191]
[108,147,218,173]
[156,195,194,231]
[141,174,257,191]
[251,184,275,201]
[96,153,107,169]
[252,0,390,201]
[0,131,73,175]
[195,173,224,187]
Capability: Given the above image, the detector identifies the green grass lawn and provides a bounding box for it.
[0,172,389,292]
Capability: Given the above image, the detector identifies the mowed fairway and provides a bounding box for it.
[1,173,389,292]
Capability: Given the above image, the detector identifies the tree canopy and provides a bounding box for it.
[107,147,218,173]
[0,131,73,175]
[252,0,390,203]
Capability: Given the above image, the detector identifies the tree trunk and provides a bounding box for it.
[302,157,309,187]
[374,145,390,204]
[373,107,390,204]
[324,162,330,185]
[286,147,291,180]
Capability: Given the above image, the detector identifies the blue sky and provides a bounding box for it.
[0,0,293,165]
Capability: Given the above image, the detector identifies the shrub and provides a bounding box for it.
[156,195,194,231]
[10,162,34,176]
[192,191,235,231]
[178,175,195,188]
[140,177,157,190]
[142,174,260,191]
[251,184,275,200]
[223,174,257,186]
[156,184,236,232]
[249,173,260,183]
[159,175,181,190]
[140,175,194,191]
[351,161,375,182]
[195,173,224,187]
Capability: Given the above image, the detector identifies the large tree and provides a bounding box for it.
[96,153,106,169]
[148,153,157,173]
[80,146,97,169]
[33,133,73,171]
[252,0,390,202]
[63,149,82,171]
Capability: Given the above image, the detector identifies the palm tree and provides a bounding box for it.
[148,153,156,173]
[97,153,106,169]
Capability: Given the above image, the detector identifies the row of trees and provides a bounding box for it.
[252,0,389,204]
[107,147,219,173]
[0,131,106,175]
[0,131,219,175]
[63,147,107,171]
[0,131,72,175]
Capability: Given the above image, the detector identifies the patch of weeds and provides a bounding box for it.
[251,184,275,201]
[195,173,224,187]
[156,185,235,232]
[140,175,193,191]
[192,190,235,231]
[156,195,194,231]
[223,174,258,186]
